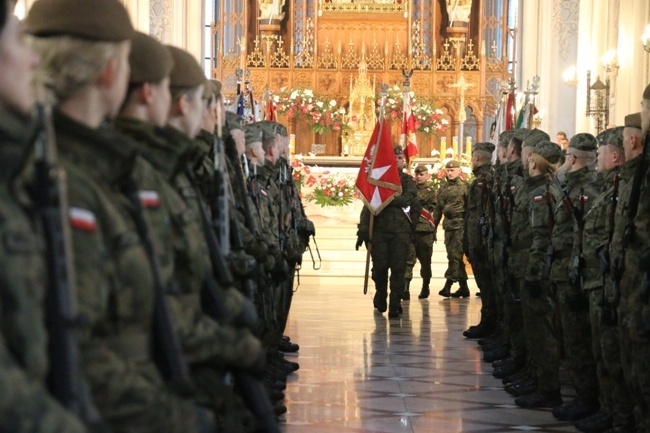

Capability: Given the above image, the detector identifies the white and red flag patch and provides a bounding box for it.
[138,190,161,209]
[69,207,97,232]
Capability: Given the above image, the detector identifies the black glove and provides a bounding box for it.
[566,290,588,312]
[355,237,364,250]
[432,231,437,244]
[526,280,543,299]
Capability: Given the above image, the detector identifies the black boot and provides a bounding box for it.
[402,279,411,301]
[418,278,430,299]
[450,279,470,298]
[438,279,453,297]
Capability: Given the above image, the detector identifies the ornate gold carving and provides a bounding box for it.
[318,73,337,93]
[341,40,360,70]
[412,75,432,94]
[461,40,479,71]
[318,38,338,69]
[270,37,290,68]
[247,38,266,67]
[436,40,454,71]
[487,41,501,72]
[436,74,457,93]
[295,17,315,69]
[223,49,240,70]
[389,37,407,70]
[366,39,384,70]
[410,21,431,71]
[293,72,313,88]
[318,0,408,15]
[270,72,289,89]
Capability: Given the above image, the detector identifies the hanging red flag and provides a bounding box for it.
[355,119,402,215]
[505,92,515,131]
[400,92,418,165]
[264,97,276,121]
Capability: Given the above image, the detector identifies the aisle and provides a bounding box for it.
[279,214,576,433]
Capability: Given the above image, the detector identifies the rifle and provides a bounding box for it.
[32,104,107,428]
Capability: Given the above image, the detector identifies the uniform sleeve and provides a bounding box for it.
[391,174,417,208]
[526,193,554,281]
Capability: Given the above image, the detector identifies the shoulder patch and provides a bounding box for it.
[580,195,589,203]
[138,190,161,209]
[70,207,97,232]
[260,189,268,198]
[533,195,544,202]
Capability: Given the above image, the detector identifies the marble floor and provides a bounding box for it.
[279,215,578,433]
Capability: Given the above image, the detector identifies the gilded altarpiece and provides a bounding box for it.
[210,0,511,157]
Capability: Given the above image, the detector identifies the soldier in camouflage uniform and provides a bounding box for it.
[357,146,417,318]
[513,139,563,409]
[26,1,201,431]
[404,164,437,300]
[463,142,497,338]
[573,127,633,433]
[0,3,87,430]
[550,133,601,422]
[432,160,469,298]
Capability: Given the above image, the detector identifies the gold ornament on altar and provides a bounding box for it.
[343,59,377,156]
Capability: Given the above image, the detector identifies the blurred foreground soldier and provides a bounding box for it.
[573,127,633,433]
[26,1,200,431]
[404,164,437,300]
[0,1,86,431]
[357,146,417,318]
[551,133,601,422]
[463,142,497,338]
[432,160,469,298]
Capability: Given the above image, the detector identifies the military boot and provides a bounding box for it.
[438,279,453,297]
[418,278,430,299]
[574,411,612,433]
[450,279,470,298]
[515,389,562,408]
[402,279,411,301]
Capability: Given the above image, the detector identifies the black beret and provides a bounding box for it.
[26,0,134,42]
[129,32,173,85]
[167,45,205,88]
[569,133,598,152]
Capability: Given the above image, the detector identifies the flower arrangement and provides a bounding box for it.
[290,158,310,192]
[377,85,449,135]
[304,171,357,207]
[274,88,350,135]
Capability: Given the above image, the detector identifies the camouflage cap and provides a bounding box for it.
[569,133,598,152]
[244,124,263,146]
[225,111,243,131]
[473,142,495,154]
[129,32,173,85]
[513,128,531,141]
[394,145,404,155]
[522,128,550,148]
[596,127,624,149]
[414,164,428,173]
[257,122,277,141]
[446,160,461,168]
[532,140,563,164]
[625,112,642,129]
[167,45,205,88]
[498,130,517,148]
[276,123,288,137]
[643,83,650,100]
[26,0,134,42]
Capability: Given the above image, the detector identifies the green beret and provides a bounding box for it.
[446,160,460,169]
[625,112,642,129]
[644,84,650,100]
[225,111,243,131]
[523,129,550,148]
[569,133,597,152]
[414,164,428,173]
[244,124,263,146]
[167,45,205,88]
[596,127,624,149]
[532,140,562,164]
[473,142,495,154]
[499,130,517,148]
[26,0,134,42]
[394,145,404,155]
[129,32,173,85]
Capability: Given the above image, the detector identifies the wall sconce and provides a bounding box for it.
[643,24,650,53]
[562,66,578,87]
[601,49,619,76]
[586,70,610,134]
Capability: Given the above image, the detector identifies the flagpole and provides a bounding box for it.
[363,83,389,295]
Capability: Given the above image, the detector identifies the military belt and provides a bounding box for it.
[106,333,149,361]
[551,249,572,260]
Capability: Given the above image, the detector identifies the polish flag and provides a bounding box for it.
[400,91,418,165]
[69,207,97,232]
[138,190,161,209]
[420,208,435,226]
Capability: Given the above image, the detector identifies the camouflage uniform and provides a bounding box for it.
[0,108,86,433]
[551,148,601,408]
[432,176,468,285]
[405,181,437,289]
[359,171,417,315]
[53,110,199,433]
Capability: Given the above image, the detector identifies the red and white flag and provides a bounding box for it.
[355,119,402,215]
[400,92,418,165]
[264,96,276,121]
[420,208,435,227]
[505,92,515,131]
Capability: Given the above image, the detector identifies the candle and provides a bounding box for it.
[452,136,459,156]
[481,41,486,56]
[465,136,472,160]
[440,136,446,158]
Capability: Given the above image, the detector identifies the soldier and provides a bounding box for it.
[25,1,201,431]
[404,164,437,300]
[463,142,497,339]
[551,133,601,422]
[432,160,469,298]
[513,140,563,409]
[0,1,87,431]
[357,146,417,318]
[573,127,633,433]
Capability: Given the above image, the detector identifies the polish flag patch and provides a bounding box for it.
[580,196,589,203]
[70,207,97,232]
[260,189,268,198]
[534,195,544,202]
[138,190,161,208]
